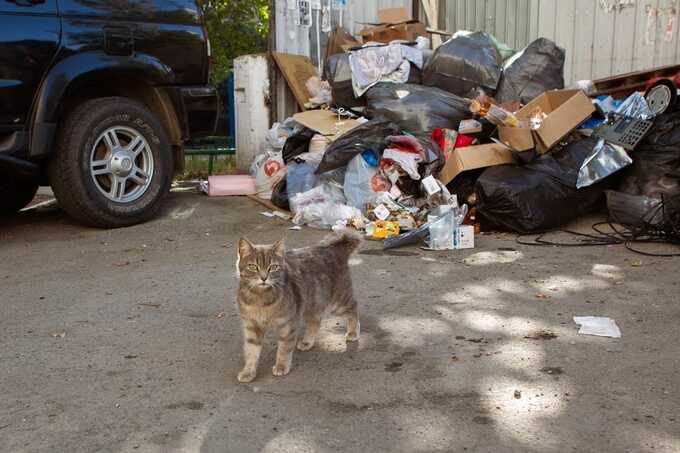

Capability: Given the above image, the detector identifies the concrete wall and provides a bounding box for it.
[234,55,270,171]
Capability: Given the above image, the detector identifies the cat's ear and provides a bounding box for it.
[238,238,255,258]
[273,239,285,257]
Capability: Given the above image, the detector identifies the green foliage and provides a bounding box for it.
[200,0,270,84]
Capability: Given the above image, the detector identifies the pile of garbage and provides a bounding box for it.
[247,23,680,251]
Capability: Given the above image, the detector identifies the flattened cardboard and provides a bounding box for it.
[499,90,595,154]
[378,7,410,24]
[439,143,515,185]
[292,110,360,141]
[272,52,318,111]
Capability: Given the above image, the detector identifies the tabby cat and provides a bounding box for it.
[235,231,362,383]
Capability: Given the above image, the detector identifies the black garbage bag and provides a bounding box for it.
[422,31,503,97]
[606,190,662,227]
[476,137,616,233]
[496,38,565,104]
[315,118,401,174]
[325,53,365,109]
[271,178,290,211]
[324,52,423,109]
[620,111,680,198]
[365,83,471,133]
[282,127,315,164]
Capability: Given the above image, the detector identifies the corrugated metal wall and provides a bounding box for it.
[443,0,680,84]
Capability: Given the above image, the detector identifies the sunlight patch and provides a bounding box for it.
[531,275,610,294]
[459,310,553,336]
[262,431,320,453]
[591,264,622,280]
[463,251,523,266]
[378,316,451,346]
[479,376,572,450]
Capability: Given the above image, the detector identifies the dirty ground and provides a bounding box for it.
[1,192,679,453]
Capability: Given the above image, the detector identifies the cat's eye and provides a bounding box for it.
[246,264,258,271]
[269,264,280,271]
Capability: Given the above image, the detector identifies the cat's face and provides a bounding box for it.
[237,238,285,293]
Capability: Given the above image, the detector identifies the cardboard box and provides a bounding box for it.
[438,143,515,185]
[498,90,595,154]
[360,7,427,44]
[292,110,361,141]
[325,27,361,59]
[454,225,475,250]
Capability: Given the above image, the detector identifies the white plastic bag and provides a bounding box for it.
[251,151,286,199]
[290,183,362,229]
[265,119,298,153]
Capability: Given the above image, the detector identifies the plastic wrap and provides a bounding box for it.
[577,139,632,189]
[496,38,565,104]
[315,118,400,174]
[306,77,332,107]
[365,83,472,133]
[287,161,320,200]
[620,111,680,198]
[265,119,299,153]
[422,31,503,97]
[615,92,655,120]
[344,152,390,210]
[476,137,616,233]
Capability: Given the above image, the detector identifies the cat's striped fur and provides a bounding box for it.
[235,230,362,383]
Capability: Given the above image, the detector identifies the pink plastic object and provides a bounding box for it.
[208,175,257,196]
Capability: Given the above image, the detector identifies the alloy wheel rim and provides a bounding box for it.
[89,126,154,203]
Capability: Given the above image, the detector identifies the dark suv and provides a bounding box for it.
[0,0,218,227]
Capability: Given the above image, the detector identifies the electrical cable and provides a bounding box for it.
[516,194,680,257]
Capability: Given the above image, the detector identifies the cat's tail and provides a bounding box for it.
[321,229,363,255]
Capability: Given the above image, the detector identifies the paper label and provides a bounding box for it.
[374,204,391,221]
[422,175,441,196]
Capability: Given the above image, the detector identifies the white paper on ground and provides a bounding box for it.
[573,316,622,338]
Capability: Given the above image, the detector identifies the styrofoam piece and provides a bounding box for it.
[207,175,257,196]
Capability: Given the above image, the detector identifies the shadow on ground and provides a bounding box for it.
[1,192,679,452]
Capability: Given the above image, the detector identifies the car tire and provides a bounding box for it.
[0,175,39,215]
[48,97,173,228]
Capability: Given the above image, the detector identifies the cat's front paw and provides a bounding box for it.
[272,363,291,377]
[297,339,315,351]
[345,330,360,342]
[237,369,256,383]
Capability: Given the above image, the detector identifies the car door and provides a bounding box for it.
[0,0,60,132]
